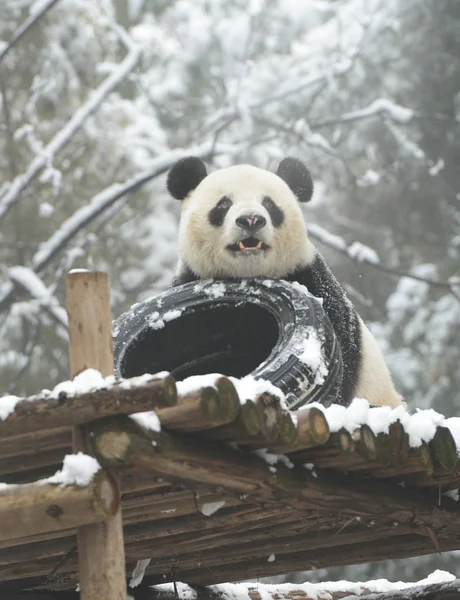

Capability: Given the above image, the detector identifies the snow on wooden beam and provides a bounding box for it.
[0,469,118,543]
[0,377,177,438]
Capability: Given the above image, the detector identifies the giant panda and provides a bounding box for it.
[166,156,402,408]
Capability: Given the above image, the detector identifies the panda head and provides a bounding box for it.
[167,157,315,279]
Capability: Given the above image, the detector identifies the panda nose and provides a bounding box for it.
[235,214,267,232]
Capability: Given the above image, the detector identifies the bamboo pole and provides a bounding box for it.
[66,271,126,600]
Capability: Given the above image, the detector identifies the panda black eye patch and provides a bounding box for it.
[208,196,233,227]
[262,196,284,227]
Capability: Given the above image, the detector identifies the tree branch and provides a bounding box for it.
[309,223,459,294]
[0,141,239,313]
[310,98,460,130]
[0,24,141,224]
[0,0,62,65]
[8,266,68,336]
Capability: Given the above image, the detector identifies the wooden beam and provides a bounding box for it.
[136,533,460,587]
[0,471,118,542]
[66,271,126,600]
[0,377,177,438]
[89,416,460,526]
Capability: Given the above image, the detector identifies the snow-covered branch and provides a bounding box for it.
[310,98,414,129]
[0,0,61,65]
[32,142,235,271]
[9,266,68,336]
[0,25,141,224]
[309,223,459,294]
[0,141,239,313]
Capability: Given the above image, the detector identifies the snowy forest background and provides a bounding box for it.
[1,0,459,586]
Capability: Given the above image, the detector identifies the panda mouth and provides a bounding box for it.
[227,237,269,254]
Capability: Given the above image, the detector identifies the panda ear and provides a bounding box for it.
[276,157,314,203]
[167,156,208,200]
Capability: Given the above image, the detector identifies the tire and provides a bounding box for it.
[113,278,343,409]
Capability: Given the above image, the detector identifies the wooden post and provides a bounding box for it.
[66,271,127,600]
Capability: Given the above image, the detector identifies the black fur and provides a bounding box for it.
[262,196,284,227]
[171,263,199,287]
[287,254,362,404]
[167,156,208,200]
[208,196,232,227]
[276,157,314,203]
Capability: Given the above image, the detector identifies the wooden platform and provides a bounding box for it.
[1,373,460,594]
[2,271,460,599]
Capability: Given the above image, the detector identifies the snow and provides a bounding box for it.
[163,308,183,322]
[119,372,169,389]
[357,169,381,187]
[444,417,460,453]
[130,410,161,432]
[42,453,101,487]
[298,328,329,385]
[51,368,114,398]
[444,489,459,502]
[8,266,68,328]
[148,311,165,330]
[429,158,445,176]
[147,307,182,330]
[315,397,370,434]
[38,201,54,217]
[201,500,226,516]
[254,449,294,470]
[129,558,151,588]
[176,373,286,407]
[154,583,197,600]
[232,375,286,406]
[311,398,460,451]
[204,282,227,298]
[0,29,141,224]
[0,395,21,420]
[347,241,380,264]
[0,369,170,421]
[308,224,347,252]
[341,98,414,124]
[154,571,456,600]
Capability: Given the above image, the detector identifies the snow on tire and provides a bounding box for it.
[113,278,343,409]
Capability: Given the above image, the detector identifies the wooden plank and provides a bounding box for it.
[66,271,126,600]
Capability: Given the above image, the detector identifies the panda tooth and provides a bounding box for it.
[256,241,263,249]
[239,241,245,251]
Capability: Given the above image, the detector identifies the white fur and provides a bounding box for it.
[178,164,313,279]
[356,320,402,407]
[177,162,401,408]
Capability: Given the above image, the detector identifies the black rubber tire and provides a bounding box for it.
[113,278,343,409]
